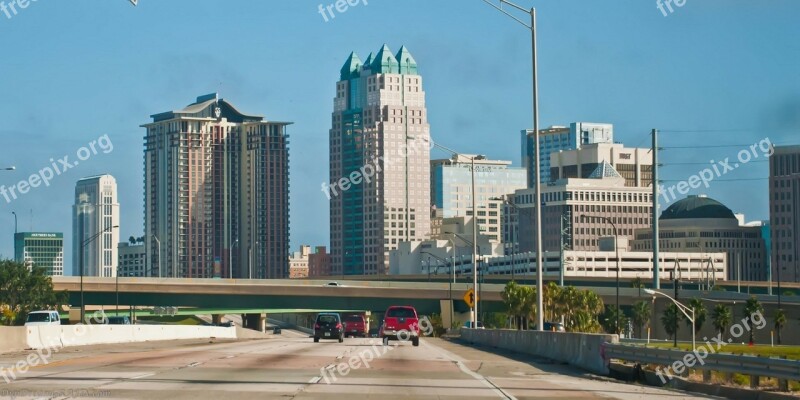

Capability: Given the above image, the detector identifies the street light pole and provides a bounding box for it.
[81,223,119,323]
[483,0,544,331]
[645,288,695,351]
[581,214,620,334]
[151,234,161,278]
[471,156,478,327]
[229,239,238,279]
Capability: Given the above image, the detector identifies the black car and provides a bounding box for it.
[107,316,131,325]
[314,313,344,343]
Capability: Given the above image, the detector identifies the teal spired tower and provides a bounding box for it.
[327,44,432,276]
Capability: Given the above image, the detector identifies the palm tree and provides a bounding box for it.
[774,309,786,345]
[687,298,707,334]
[661,303,680,343]
[712,304,732,340]
[631,301,651,339]
[128,236,136,245]
[743,296,764,344]
[502,281,522,329]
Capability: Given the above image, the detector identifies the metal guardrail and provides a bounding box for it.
[604,343,800,382]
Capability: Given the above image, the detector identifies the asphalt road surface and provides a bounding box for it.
[0,330,719,399]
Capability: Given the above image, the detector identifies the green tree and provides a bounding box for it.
[128,236,137,245]
[686,298,707,334]
[631,277,644,289]
[711,304,732,340]
[502,281,535,329]
[661,303,680,342]
[0,259,68,325]
[774,309,786,345]
[600,306,629,335]
[743,296,764,344]
[631,300,651,339]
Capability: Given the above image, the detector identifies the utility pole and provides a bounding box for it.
[652,129,660,289]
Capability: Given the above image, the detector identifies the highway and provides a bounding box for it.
[0,331,718,399]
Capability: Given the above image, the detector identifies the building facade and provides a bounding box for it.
[522,122,614,188]
[289,245,311,279]
[515,166,653,254]
[143,93,290,279]
[308,246,332,278]
[329,45,431,275]
[14,232,64,276]
[549,142,653,188]
[431,157,526,242]
[769,145,800,282]
[633,195,766,281]
[72,175,119,277]
[118,242,146,277]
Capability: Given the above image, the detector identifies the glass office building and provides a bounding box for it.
[14,232,64,276]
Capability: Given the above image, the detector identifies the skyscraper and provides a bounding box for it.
[143,93,290,279]
[770,145,800,282]
[328,44,431,275]
[522,122,614,188]
[72,175,119,277]
[431,157,526,242]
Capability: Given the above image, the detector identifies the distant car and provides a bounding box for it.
[273,326,282,334]
[324,281,341,287]
[542,322,566,332]
[380,306,420,347]
[463,321,485,329]
[24,311,61,326]
[314,313,344,343]
[217,321,235,327]
[368,327,379,338]
[107,316,132,325]
[343,314,366,337]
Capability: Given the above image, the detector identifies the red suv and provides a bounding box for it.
[379,306,420,346]
[343,314,367,337]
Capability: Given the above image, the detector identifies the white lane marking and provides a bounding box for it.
[308,376,322,384]
[131,373,155,380]
[423,340,517,400]
[187,361,201,368]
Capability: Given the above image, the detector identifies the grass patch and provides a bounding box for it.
[643,342,800,360]
[135,315,207,325]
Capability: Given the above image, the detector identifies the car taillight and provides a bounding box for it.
[336,323,342,329]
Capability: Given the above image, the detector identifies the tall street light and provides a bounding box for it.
[411,135,484,330]
[645,288,695,351]
[482,0,543,331]
[81,223,119,322]
[229,238,238,279]
[447,230,483,325]
[580,214,620,335]
[2,166,14,171]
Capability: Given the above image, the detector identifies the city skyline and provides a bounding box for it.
[1,1,798,272]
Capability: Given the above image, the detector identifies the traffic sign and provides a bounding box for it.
[463,288,478,308]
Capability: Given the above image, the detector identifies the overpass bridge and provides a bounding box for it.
[52,276,799,316]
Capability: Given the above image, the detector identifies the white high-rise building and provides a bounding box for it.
[73,175,119,277]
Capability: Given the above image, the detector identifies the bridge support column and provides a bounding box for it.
[440,300,454,332]
[212,314,223,325]
[244,313,266,332]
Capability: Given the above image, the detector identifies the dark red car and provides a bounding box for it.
[379,306,420,346]
[343,314,367,337]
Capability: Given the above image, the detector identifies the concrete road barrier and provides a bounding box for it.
[0,325,237,353]
[461,328,618,375]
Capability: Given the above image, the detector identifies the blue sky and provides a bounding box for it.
[1,0,798,272]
